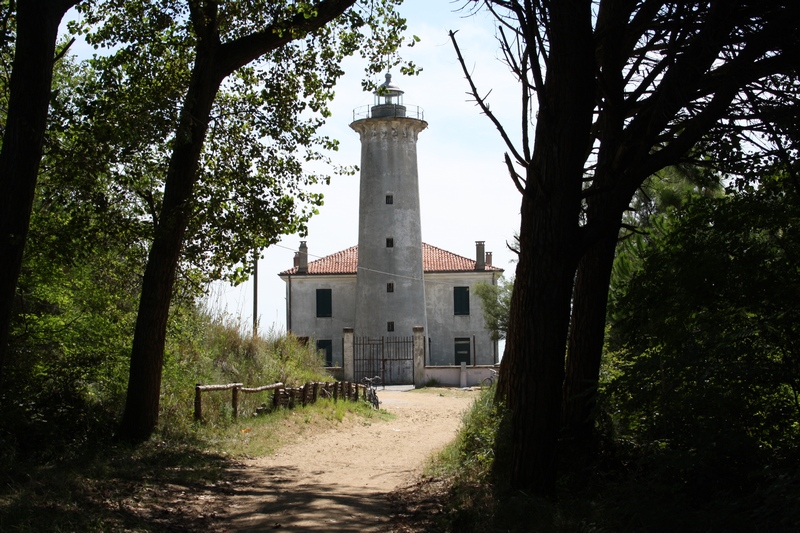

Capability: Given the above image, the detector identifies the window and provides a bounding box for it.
[386,237,394,248]
[454,286,470,315]
[317,339,333,367]
[454,337,471,365]
[316,288,332,317]
[387,282,394,293]
[387,321,395,332]
[386,194,394,204]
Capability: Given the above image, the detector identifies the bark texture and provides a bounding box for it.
[561,231,617,461]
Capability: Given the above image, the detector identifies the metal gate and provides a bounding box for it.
[353,336,414,385]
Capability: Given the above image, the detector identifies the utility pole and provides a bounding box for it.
[252,252,258,338]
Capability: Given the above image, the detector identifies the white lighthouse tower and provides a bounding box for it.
[350,73,428,340]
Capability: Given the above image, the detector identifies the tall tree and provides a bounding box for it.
[451,0,800,494]
[563,163,721,463]
[76,0,412,441]
[0,0,81,388]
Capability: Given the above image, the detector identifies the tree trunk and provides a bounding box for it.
[559,0,630,462]
[499,197,581,495]
[117,46,223,441]
[0,0,79,388]
[117,0,358,441]
[495,0,596,496]
[561,229,618,462]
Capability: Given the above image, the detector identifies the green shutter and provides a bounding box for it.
[454,286,470,315]
[454,337,471,365]
[316,288,332,317]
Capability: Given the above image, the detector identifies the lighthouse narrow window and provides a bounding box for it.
[386,237,394,248]
[386,194,394,205]
[387,321,395,332]
[387,282,394,293]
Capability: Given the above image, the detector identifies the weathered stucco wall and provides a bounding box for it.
[350,116,429,340]
[284,274,356,367]
[424,272,500,366]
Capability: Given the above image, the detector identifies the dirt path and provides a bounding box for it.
[220,387,476,532]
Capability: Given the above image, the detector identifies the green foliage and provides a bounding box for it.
[432,387,504,480]
[414,173,800,532]
[0,50,153,463]
[623,163,723,232]
[1,277,331,469]
[425,389,602,532]
[591,174,800,531]
[473,276,513,341]
[606,175,800,460]
[66,0,421,285]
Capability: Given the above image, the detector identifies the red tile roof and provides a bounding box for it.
[279,243,503,275]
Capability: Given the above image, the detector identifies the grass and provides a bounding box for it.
[199,396,390,458]
[0,308,389,532]
[0,396,383,532]
[410,386,800,533]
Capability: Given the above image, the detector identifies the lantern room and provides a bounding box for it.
[371,72,406,118]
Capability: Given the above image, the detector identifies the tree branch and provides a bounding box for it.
[744,87,800,195]
[217,0,357,79]
[449,29,528,168]
[53,37,75,63]
[505,152,526,194]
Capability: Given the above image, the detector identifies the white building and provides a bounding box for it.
[278,241,502,369]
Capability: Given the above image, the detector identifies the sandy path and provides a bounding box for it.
[221,387,476,532]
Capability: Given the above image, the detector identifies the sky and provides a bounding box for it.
[64,1,527,335]
[208,0,526,334]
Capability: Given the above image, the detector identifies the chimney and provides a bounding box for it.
[475,241,485,270]
[298,241,308,274]
[293,252,300,269]
[485,251,493,268]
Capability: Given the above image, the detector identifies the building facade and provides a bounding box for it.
[278,242,503,368]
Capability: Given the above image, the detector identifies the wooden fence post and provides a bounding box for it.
[195,384,202,421]
[232,385,239,419]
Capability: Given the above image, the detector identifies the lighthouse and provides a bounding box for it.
[278,74,502,383]
[350,73,428,339]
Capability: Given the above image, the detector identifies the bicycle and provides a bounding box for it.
[482,369,499,388]
[361,376,381,409]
